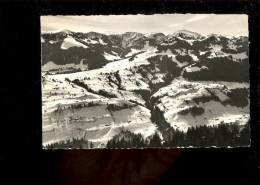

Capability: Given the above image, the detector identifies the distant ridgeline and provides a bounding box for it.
[41,29,249,82]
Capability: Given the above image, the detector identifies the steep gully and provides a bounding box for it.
[133,62,194,141]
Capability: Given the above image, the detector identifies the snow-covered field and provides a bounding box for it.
[152,79,249,131]
[42,49,160,147]
[61,37,89,49]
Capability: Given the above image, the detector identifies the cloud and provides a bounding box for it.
[186,15,209,23]
[168,23,184,28]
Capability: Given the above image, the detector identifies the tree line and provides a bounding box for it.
[43,138,94,149]
[106,122,250,148]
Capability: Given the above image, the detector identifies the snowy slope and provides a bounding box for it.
[152,79,249,131]
[61,37,89,49]
[42,30,249,148]
[42,49,161,147]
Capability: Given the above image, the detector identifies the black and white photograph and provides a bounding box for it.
[41,14,250,149]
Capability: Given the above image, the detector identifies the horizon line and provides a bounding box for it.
[41,29,248,37]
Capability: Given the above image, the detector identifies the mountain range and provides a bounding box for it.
[41,29,249,148]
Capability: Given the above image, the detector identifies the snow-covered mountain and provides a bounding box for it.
[41,30,249,148]
[41,30,248,73]
[169,29,203,40]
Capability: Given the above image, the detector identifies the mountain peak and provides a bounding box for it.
[60,29,72,33]
[122,32,144,37]
[42,29,73,34]
[85,31,106,39]
[121,32,145,41]
[171,30,202,39]
[145,32,165,37]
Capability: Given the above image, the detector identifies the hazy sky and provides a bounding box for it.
[41,14,248,36]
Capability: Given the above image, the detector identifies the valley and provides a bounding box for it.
[41,29,249,148]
